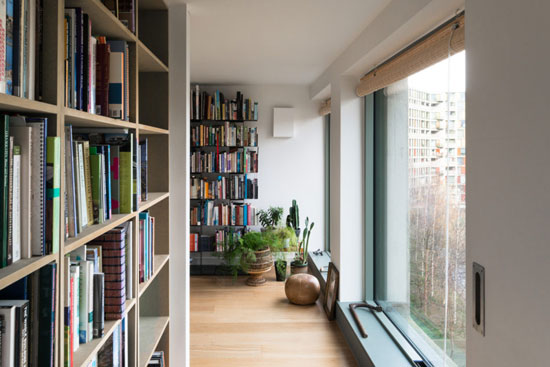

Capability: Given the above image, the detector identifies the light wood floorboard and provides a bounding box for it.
[191,270,357,367]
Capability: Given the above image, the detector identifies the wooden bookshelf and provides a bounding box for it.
[0,1,171,366]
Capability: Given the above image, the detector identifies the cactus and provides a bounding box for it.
[296,217,314,264]
[286,199,300,232]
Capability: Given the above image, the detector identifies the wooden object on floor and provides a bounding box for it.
[285,273,321,305]
[246,248,273,286]
[191,269,357,367]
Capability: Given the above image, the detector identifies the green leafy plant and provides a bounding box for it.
[222,230,285,278]
[258,207,284,229]
[286,200,300,232]
[294,217,314,265]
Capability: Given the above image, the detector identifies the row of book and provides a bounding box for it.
[190,148,258,174]
[190,230,242,252]
[191,123,258,147]
[190,175,258,200]
[139,211,155,284]
[64,8,130,120]
[190,202,257,227]
[65,127,148,239]
[64,223,132,367]
[148,351,165,367]
[100,0,135,34]
[0,115,59,269]
[84,317,129,367]
[191,86,258,121]
[0,0,44,100]
[0,263,57,366]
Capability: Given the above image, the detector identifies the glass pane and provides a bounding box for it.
[374,51,466,366]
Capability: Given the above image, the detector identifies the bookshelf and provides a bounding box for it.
[0,0,171,366]
[189,88,259,274]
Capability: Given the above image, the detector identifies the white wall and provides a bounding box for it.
[196,85,326,251]
[466,0,550,365]
[168,3,190,367]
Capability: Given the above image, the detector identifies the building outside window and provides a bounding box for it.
[372,51,466,366]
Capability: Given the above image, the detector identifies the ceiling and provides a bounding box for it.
[188,0,390,85]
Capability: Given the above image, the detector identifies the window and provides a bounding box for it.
[371,51,466,366]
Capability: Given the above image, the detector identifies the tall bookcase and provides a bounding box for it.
[0,1,170,366]
[189,92,259,275]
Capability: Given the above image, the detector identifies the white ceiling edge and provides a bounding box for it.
[310,0,464,100]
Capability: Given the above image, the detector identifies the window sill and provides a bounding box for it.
[308,253,418,367]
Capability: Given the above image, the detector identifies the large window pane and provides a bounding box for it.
[374,51,466,366]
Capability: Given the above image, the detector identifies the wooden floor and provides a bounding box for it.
[191,269,357,367]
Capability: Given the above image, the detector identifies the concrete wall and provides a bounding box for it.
[466,0,550,365]
[195,84,326,251]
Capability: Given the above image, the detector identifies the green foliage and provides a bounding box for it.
[294,217,315,265]
[222,228,295,278]
[286,199,300,231]
[258,207,284,228]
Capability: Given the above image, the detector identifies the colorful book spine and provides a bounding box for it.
[46,137,60,254]
[12,145,20,262]
[93,272,104,338]
[107,50,123,119]
[5,0,13,95]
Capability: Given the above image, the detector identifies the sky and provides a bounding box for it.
[408,51,465,93]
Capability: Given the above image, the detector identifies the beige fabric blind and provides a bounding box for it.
[356,14,464,97]
[319,99,331,116]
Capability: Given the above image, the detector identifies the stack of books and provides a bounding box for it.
[138,211,155,284]
[191,87,258,121]
[0,0,45,100]
[64,7,131,120]
[64,127,148,239]
[0,263,57,366]
[65,222,133,366]
[190,202,257,227]
[190,148,258,174]
[100,0,135,34]
[191,122,258,147]
[1,115,59,268]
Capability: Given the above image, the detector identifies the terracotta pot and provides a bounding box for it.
[285,273,321,305]
[246,248,273,286]
[290,261,308,275]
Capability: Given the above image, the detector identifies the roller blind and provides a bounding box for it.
[356,13,464,97]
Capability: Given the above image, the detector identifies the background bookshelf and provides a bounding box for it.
[189,87,259,275]
[0,0,170,366]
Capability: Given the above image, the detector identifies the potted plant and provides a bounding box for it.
[222,230,284,286]
[291,217,314,275]
[286,200,300,238]
[271,227,297,281]
[258,206,284,230]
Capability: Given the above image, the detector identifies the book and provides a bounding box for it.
[12,145,20,262]
[118,0,135,33]
[0,0,7,93]
[93,273,104,338]
[38,262,56,367]
[0,116,9,267]
[6,0,14,95]
[18,117,47,256]
[95,38,109,116]
[78,260,92,343]
[0,305,15,367]
[11,126,32,259]
[110,145,120,214]
[107,47,123,119]
[63,256,71,367]
[65,126,77,237]
[124,221,132,299]
[140,139,147,202]
[46,136,60,255]
[0,300,29,367]
[89,151,102,224]
[70,264,80,353]
[7,136,13,265]
[81,140,94,227]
